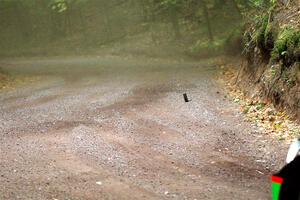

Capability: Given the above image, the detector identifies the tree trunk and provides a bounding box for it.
[170,9,181,39]
[14,2,31,41]
[202,2,214,42]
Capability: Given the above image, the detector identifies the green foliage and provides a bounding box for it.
[248,9,280,60]
[281,68,297,88]
[160,0,182,8]
[270,65,277,77]
[248,0,277,8]
[249,0,265,7]
[271,27,300,63]
[51,0,68,13]
[50,0,88,13]
[252,14,274,51]
[256,102,266,110]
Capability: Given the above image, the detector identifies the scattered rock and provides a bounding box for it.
[96,181,102,185]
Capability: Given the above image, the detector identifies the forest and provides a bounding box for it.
[0,0,274,57]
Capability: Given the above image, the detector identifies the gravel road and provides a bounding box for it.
[0,55,288,200]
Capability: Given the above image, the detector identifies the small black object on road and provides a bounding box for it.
[183,93,190,102]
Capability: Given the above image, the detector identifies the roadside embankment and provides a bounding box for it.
[239,1,300,120]
[219,1,300,138]
[219,59,300,142]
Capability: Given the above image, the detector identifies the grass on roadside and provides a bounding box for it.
[0,71,40,91]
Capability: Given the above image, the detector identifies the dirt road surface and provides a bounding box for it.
[0,55,288,200]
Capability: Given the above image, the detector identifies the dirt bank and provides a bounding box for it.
[240,1,300,120]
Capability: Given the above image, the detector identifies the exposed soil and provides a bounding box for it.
[241,1,300,120]
[0,55,289,200]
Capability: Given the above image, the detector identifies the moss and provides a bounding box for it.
[253,15,269,50]
[271,27,300,64]
[250,14,278,60]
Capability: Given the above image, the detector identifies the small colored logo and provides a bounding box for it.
[272,176,283,200]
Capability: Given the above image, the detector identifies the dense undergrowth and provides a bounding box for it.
[240,0,300,120]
